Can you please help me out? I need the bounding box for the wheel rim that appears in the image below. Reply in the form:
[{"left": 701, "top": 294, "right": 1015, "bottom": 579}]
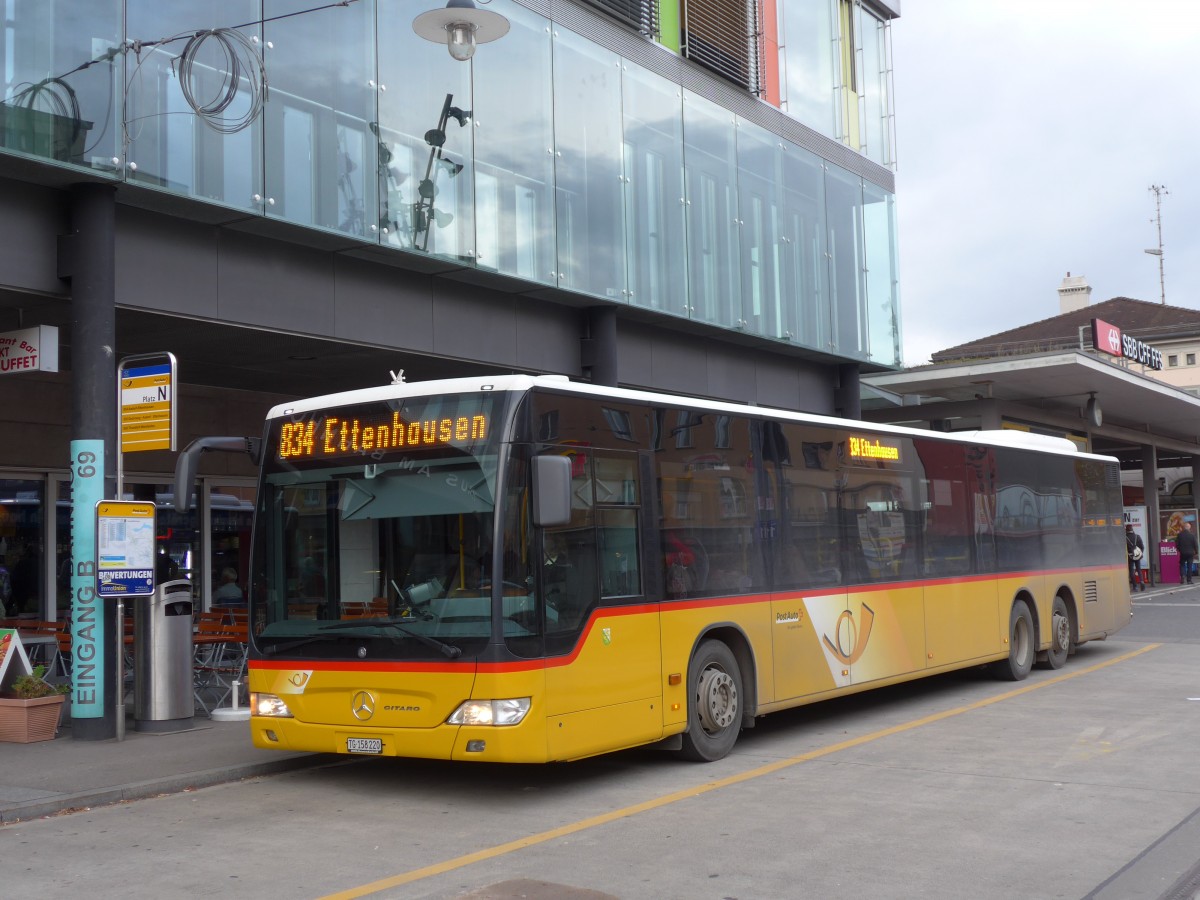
[
  {"left": 1052, "top": 609, "right": 1070, "bottom": 651},
  {"left": 696, "top": 665, "right": 738, "bottom": 734}
]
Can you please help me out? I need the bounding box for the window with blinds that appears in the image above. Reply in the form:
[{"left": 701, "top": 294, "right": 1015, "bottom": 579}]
[
  {"left": 681, "top": 0, "right": 762, "bottom": 95},
  {"left": 579, "top": 0, "right": 659, "bottom": 38}
]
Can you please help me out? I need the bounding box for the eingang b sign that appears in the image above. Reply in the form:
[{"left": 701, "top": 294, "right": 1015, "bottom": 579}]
[{"left": 1092, "top": 318, "right": 1163, "bottom": 371}]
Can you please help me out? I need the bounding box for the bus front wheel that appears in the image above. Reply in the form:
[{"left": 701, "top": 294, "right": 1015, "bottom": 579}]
[
  {"left": 679, "top": 640, "right": 742, "bottom": 762},
  {"left": 990, "top": 599, "right": 1034, "bottom": 681}
]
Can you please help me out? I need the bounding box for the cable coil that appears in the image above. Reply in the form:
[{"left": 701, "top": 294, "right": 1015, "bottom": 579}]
[{"left": 175, "top": 28, "right": 267, "bottom": 134}]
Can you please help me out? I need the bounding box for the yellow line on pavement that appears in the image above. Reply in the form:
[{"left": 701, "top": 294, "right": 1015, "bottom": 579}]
[{"left": 321, "top": 643, "right": 1161, "bottom": 900}]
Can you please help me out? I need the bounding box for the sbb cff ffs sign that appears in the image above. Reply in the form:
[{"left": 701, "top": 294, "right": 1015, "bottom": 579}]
[{"left": 1092, "top": 318, "right": 1163, "bottom": 371}]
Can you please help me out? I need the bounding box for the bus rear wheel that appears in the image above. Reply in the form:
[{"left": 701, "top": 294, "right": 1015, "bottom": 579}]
[
  {"left": 679, "top": 640, "right": 742, "bottom": 762},
  {"left": 990, "top": 599, "right": 1034, "bottom": 681},
  {"left": 1038, "top": 595, "right": 1072, "bottom": 670}
]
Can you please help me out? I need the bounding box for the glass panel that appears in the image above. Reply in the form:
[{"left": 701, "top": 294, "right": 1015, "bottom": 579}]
[
  {"left": 0, "top": 478, "right": 45, "bottom": 618},
  {"left": 252, "top": 393, "right": 503, "bottom": 659},
  {"left": 378, "top": 0, "right": 474, "bottom": 260},
  {"left": 912, "top": 440, "right": 974, "bottom": 578},
  {"left": 863, "top": 181, "right": 900, "bottom": 366},
  {"left": 264, "top": 0, "right": 376, "bottom": 237},
  {"left": 993, "top": 448, "right": 1041, "bottom": 573},
  {"left": 683, "top": 90, "right": 739, "bottom": 327},
  {"left": 210, "top": 485, "right": 254, "bottom": 609},
  {"left": 658, "top": 409, "right": 764, "bottom": 597},
  {"left": 779, "top": 141, "right": 829, "bottom": 350},
  {"left": 839, "top": 436, "right": 918, "bottom": 585},
  {"left": 824, "top": 164, "right": 867, "bottom": 358},
  {"left": 543, "top": 452, "right": 598, "bottom": 650},
  {"left": 500, "top": 446, "right": 538, "bottom": 658},
  {"left": 622, "top": 60, "right": 687, "bottom": 317},
  {"left": 124, "top": 1, "right": 263, "bottom": 208},
  {"left": 859, "top": 9, "right": 889, "bottom": 165},
  {"left": 124, "top": 481, "right": 200, "bottom": 587},
  {"left": 470, "top": 1, "right": 553, "bottom": 281},
  {"left": 281, "top": 105, "right": 314, "bottom": 222},
  {"left": 595, "top": 455, "right": 638, "bottom": 505},
  {"left": 552, "top": 28, "right": 625, "bottom": 300},
  {"left": 735, "top": 116, "right": 781, "bottom": 337},
  {"left": 0, "top": 1, "right": 120, "bottom": 170},
  {"left": 53, "top": 477, "right": 72, "bottom": 616},
  {"left": 774, "top": 426, "right": 841, "bottom": 588},
  {"left": 598, "top": 508, "right": 639, "bottom": 598},
  {"left": 777, "top": 0, "right": 836, "bottom": 137}
]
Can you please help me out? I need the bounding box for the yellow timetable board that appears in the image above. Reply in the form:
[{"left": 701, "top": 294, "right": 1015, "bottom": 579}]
[{"left": 120, "top": 360, "right": 173, "bottom": 452}]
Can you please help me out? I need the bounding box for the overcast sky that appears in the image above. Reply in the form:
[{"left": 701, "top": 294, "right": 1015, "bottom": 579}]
[{"left": 889, "top": 1, "right": 1200, "bottom": 366}]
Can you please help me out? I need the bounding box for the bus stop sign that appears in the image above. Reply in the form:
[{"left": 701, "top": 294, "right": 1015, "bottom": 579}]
[{"left": 96, "top": 501, "right": 157, "bottom": 598}]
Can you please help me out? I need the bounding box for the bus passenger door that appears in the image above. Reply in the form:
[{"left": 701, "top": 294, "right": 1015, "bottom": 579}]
[{"left": 543, "top": 451, "right": 663, "bottom": 760}]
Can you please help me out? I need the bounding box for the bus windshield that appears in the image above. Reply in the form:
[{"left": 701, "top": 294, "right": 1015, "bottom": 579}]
[{"left": 248, "top": 392, "right": 522, "bottom": 660}]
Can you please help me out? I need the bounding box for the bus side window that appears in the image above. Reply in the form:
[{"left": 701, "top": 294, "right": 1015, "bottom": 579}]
[
  {"left": 599, "top": 509, "right": 639, "bottom": 597},
  {"left": 594, "top": 454, "right": 641, "bottom": 600},
  {"left": 544, "top": 529, "right": 597, "bottom": 632}
]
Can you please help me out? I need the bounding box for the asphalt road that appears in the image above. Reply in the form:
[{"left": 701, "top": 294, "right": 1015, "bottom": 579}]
[{"left": 5, "top": 591, "right": 1199, "bottom": 900}]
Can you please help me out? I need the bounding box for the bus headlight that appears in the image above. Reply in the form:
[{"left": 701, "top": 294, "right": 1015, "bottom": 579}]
[
  {"left": 447, "top": 698, "right": 531, "bottom": 726},
  {"left": 251, "top": 692, "right": 294, "bottom": 718}
]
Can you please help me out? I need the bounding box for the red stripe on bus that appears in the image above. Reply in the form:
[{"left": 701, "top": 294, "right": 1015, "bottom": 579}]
[{"left": 250, "top": 564, "right": 1122, "bottom": 676}]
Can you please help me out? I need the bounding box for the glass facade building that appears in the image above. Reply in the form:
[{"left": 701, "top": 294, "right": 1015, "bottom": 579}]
[
  {"left": 0, "top": 0, "right": 901, "bottom": 635},
  {"left": 0, "top": 0, "right": 900, "bottom": 366}
]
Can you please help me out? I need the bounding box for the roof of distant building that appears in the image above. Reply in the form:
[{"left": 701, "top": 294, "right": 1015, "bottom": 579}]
[{"left": 931, "top": 297, "right": 1200, "bottom": 363}]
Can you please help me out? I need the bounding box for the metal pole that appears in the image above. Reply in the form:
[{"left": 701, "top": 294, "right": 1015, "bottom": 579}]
[
  {"left": 1148, "top": 184, "right": 1168, "bottom": 305},
  {"left": 66, "top": 183, "right": 118, "bottom": 742},
  {"left": 115, "top": 598, "right": 125, "bottom": 740}
]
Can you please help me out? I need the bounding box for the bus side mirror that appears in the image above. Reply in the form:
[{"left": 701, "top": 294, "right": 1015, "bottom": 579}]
[
  {"left": 173, "top": 436, "right": 263, "bottom": 513},
  {"left": 533, "top": 455, "right": 572, "bottom": 527}
]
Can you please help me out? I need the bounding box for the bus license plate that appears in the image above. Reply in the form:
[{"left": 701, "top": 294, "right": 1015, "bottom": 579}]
[{"left": 346, "top": 738, "right": 382, "bottom": 754}]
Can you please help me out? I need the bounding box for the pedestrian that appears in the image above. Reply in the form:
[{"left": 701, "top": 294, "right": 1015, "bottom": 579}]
[
  {"left": 1126, "top": 524, "right": 1145, "bottom": 592},
  {"left": 1175, "top": 522, "right": 1198, "bottom": 585},
  {"left": 212, "top": 567, "right": 244, "bottom": 606}
]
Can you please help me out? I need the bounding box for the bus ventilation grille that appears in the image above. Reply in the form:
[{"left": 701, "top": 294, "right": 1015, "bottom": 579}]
[{"left": 1084, "top": 581, "right": 1099, "bottom": 603}]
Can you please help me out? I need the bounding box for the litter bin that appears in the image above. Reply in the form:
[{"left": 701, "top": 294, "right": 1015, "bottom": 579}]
[{"left": 134, "top": 579, "right": 194, "bottom": 733}]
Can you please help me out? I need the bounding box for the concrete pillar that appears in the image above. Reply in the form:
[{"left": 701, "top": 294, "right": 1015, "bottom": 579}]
[
  {"left": 582, "top": 306, "right": 618, "bottom": 387},
  {"left": 835, "top": 363, "right": 861, "bottom": 420}
]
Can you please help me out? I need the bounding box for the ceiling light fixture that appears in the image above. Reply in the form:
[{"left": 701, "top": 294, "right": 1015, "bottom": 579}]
[{"left": 413, "top": 0, "right": 510, "bottom": 62}]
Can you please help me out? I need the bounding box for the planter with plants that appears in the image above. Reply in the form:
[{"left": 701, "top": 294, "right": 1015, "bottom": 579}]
[{"left": 0, "top": 664, "right": 70, "bottom": 742}]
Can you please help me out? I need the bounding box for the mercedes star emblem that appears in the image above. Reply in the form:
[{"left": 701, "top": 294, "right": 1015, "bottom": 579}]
[{"left": 351, "top": 690, "right": 375, "bottom": 721}]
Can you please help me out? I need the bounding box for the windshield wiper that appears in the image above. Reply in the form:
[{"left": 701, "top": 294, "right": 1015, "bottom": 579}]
[
  {"left": 317, "top": 617, "right": 462, "bottom": 659},
  {"left": 261, "top": 634, "right": 348, "bottom": 656}
]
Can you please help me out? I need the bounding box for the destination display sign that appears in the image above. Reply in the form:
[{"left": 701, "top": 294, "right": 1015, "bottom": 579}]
[
  {"left": 274, "top": 396, "right": 496, "bottom": 464},
  {"left": 846, "top": 434, "right": 903, "bottom": 464}
]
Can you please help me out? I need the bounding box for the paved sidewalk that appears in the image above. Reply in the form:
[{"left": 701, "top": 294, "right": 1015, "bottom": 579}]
[{"left": 0, "top": 709, "right": 333, "bottom": 825}]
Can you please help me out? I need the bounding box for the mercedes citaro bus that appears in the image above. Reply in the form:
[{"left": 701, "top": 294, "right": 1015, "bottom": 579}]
[{"left": 176, "top": 374, "right": 1130, "bottom": 763}]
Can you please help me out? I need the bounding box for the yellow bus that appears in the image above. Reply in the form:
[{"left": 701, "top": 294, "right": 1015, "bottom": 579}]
[{"left": 212, "top": 374, "right": 1129, "bottom": 762}]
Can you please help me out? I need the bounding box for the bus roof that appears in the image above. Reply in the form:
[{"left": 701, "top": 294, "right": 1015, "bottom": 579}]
[{"left": 266, "top": 374, "right": 1114, "bottom": 464}]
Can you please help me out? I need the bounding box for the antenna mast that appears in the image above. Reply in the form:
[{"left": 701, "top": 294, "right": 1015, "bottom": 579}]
[{"left": 1146, "top": 184, "right": 1168, "bottom": 304}]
